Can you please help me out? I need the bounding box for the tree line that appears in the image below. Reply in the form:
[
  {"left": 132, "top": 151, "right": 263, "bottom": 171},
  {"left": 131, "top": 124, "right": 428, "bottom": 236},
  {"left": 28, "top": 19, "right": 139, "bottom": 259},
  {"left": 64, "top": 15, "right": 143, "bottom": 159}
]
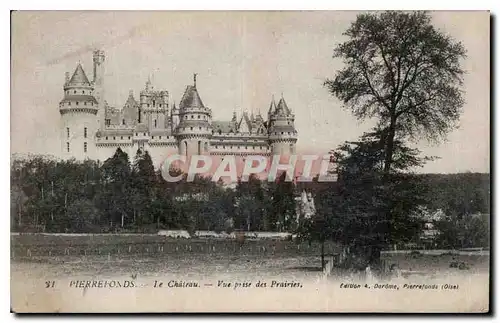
[{"left": 10, "top": 148, "right": 298, "bottom": 234}]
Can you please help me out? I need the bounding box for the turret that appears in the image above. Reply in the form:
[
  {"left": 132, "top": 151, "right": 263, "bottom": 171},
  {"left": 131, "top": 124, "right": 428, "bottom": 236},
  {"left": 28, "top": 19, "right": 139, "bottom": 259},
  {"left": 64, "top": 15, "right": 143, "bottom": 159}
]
[
  {"left": 268, "top": 94, "right": 297, "bottom": 155},
  {"left": 174, "top": 74, "right": 212, "bottom": 156},
  {"left": 59, "top": 62, "right": 99, "bottom": 160},
  {"left": 92, "top": 50, "right": 105, "bottom": 130}
]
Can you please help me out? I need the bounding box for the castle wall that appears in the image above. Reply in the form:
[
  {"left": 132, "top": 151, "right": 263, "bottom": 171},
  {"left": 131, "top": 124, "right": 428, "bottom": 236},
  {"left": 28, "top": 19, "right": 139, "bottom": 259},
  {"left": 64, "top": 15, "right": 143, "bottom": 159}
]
[
  {"left": 148, "top": 143, "right": 179, "bottom": 169},
  {"left": 95, "top": 143, "right": 137, "bottom": 164}
]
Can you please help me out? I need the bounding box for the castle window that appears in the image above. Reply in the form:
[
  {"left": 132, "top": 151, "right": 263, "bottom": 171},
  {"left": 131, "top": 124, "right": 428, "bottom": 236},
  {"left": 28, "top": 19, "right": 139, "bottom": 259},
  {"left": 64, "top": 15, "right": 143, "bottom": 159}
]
[
  {"left": 152, "top": 136, "right": 154, "bottom": 139},
  {"left": 143, "top": 133, "right": 146, "bottom": 136},
  {"left": 84, "top": 127, "right": 87, "bottom": 138},
  {"left": 281, "top": 132, "right": 284, "bottom": 135},
  {"left": 68, "top": 102, "right": 71, "bottom": 106},
  {"left": 76, "top": 101, "right": 79, "bottom": 106},
  {"left": 91, "top": 102, "right": 93, "bottom": 106},
  {"left": 159, "top": 136, "right": 161, "bottom": 139},
  {"left": 84, "top": 102, "right": 87, "bottom": 106},
  {"left": 128, "top": 136, "right": 131, "bottom": 139},
  {"left": 121, "top": 136, "right": 123, "bottom": 139},
  {"left": 199, "top": 127, "right": 201, "bottom": 130},
  {"left": 66, "top": 127, "right": 70, "bottom": 138},
  {"left": 83, "top": 90, "right": 85, "bottom": 94},
  {"left": 105, "top": 119, "right": 111, "bottom": 126},
  {"left": 66, "top": 142, "right": 70, "bottom": 152},
  {"left": 154, "top": 120, "right": 157, "bottom": 128},
  {"left": 148, "top": 104, "right": 150, "bottom": 107},
  {"left": 153, "top": 100, "right": 156, "bottom": 107},
  {"left": 74, "top": 90, "right": 76, "bottom": 94},
  {"left": 159, "top": 104, "right": 162, "bottom": 107},
  {"left": 136, "top": 133, "right": 138, "bottom": 136},
  {"left": 190, "top": 127, "right": 193, "bottom": 130},
  {"left": 122, "top": 119, "right": 125, "bottom": 125},
  {"left": 113, "top": 137, "right": 116, "bottom": 140},
  {"left": 106, "top": 136, "right": 108, "bottom": 140},
  {"left": 191, "top": 115, "right": 194, "bottom": 119},
  {"left": 198, "top": 115, "right": 200, "bottom": 119},
  {"left": 84, "top": 142, "right": 87, "bottom": 153}
]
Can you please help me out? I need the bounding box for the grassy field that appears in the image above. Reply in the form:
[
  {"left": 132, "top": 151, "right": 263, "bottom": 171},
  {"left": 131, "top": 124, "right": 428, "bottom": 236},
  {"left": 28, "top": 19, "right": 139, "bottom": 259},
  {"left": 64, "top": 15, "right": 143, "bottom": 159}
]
[
  {"left": 11, "top": 233, "right": 339, "bottom": 280},
  {"left": 11, "top": 234, "right": 489, "bottom": 280},
  {"left": 11, "top": 233, "right": 338, "bottom": 258},
  {"left": 380, "top": 252, "right": 490, "bottom": 276}
]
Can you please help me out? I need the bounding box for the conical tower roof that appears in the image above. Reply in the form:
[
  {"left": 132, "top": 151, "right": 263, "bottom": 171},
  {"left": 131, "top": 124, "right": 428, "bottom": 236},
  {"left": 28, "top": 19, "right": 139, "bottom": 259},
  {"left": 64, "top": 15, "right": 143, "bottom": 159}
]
[
  {"left": 268, "top": 96, "right": 277, "bottom": 115},
  {"left": 67, "top": 63, "right": 91, "bottom": 86},
  {"left": 179, "top": 85, "right": 205, "bottom": 110},
  {"left": 277, "top": 97, "right": 290, "bottom": 114}
]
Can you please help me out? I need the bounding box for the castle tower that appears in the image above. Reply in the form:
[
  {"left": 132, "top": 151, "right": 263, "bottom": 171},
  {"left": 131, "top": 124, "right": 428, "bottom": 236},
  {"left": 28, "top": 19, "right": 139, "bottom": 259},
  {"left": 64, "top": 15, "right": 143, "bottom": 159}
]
[
  {"left": 268, "top": 95, "right": 298, "bottom": 155},
  {"left": 59, "top": 63, "right": 99, "bottom": 160},
  {"left": 174, "top": 74, "right": 212, "bottom": 156},
  {"left": 139, "top": 78, "right": 169, "bottom": 131},
  {"left": 92, "top": 50, "right": 105, "bottom": 130},
  {"left": 170, "top": 102, "right": 179, "bottom": 132}
]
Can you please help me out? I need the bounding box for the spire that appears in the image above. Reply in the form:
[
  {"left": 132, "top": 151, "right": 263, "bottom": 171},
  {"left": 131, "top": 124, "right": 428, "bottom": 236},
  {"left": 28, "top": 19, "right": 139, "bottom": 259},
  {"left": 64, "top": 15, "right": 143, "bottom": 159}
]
[
  {"left": 268, "top": 94, "right": 276, "bottom": 115},
  {"left": 193, "top": 73, "right": 198, "bottom": 88},
  {"left": 277, "top": 94, "right": 290, "bottom": 114},
  {"left": 145, "top": 76, "right": 151, "bottom": 91},
  {"left": 179, "top": 82, "right": 205, "bottom": 110},
  {"left": 67, "top": 63, "right": 91, "bottom": 86}
]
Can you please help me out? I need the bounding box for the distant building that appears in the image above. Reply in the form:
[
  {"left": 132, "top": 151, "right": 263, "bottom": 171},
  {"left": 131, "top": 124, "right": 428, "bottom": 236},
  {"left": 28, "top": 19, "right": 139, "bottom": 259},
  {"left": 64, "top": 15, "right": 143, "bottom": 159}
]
[
  {"left": 295, "top": 190, "right": 316, "bottom": 229},
  {"left": 59, "top": 50, "right": 298, "bottom": 167},
  {"left": 420, "top": 208, "right": 446, "bottom": 246}
]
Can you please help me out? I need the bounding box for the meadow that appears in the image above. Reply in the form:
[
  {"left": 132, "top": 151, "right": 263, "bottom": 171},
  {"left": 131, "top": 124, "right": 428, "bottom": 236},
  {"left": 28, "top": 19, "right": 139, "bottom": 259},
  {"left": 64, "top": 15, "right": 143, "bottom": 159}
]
[
  {"left": 11, "top": 234, "right": 489, "bottom": 280},
  {"left": 11, "top": 233, "right": 339, "bottom": 280}
]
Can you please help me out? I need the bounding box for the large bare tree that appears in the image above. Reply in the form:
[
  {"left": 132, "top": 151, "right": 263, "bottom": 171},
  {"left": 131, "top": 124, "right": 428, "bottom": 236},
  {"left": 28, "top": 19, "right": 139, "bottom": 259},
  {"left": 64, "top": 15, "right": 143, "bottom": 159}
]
[{"left": 325, "top": 11, "right": 466, "bottom": 174}]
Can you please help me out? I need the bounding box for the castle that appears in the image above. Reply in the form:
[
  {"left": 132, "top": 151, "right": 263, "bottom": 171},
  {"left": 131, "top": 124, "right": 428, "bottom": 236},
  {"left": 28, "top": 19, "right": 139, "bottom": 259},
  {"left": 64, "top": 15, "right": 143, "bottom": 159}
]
[{"left": 59, "top": 50, "right": 298, "bottom": 168}]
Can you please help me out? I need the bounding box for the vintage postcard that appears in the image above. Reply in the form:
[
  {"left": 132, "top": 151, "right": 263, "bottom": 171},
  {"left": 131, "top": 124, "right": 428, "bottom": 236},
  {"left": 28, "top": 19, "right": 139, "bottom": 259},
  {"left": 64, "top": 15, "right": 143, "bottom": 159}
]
[{"left": 10, "top": 10, "right": 490, "bottom": 313}]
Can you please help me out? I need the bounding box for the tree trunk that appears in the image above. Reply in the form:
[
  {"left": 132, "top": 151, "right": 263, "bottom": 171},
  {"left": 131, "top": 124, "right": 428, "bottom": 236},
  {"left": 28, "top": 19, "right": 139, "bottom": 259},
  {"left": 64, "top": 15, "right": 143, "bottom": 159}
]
[
  {"left": 121, "top": 214, "right": 124, "bottom": 228},
  {"left": 383, "top": 116, "right": 397, "bottom": 175},
  {"left": 321, "top": 241, "right": 325, "bottom": 270},
  {"left": 18, "top": 203, "right": 21, "bottom": 227}
]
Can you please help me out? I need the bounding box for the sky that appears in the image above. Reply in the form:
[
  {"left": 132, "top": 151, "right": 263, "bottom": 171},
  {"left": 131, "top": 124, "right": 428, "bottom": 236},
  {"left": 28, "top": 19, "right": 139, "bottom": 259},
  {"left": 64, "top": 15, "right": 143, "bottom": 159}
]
[{"left": 10, "top": 11, "right": 490, "bottom": 173}]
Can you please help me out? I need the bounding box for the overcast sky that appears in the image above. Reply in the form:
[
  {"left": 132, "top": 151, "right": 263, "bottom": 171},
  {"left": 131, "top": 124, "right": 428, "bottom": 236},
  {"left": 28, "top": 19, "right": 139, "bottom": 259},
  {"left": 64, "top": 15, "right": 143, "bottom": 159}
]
[{"left": 11, "top": 11, "right": 489, "bottom": 173}]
